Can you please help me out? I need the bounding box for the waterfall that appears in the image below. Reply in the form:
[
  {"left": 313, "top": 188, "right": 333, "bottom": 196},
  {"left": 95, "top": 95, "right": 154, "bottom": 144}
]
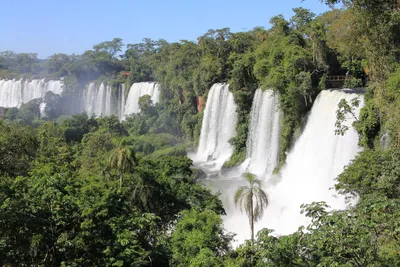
[
  {"left": 39, "top": 102, "right": 47, "bottom": 118},
  {"left": 0, "top": 79, "right": 63, "bottom": 108},
  {"left": 123, "top": 82, "right": 160, "bottom": 116},
  {"left": 194, "top": 83, "right": 237, "bottom": 172},
  {"left": 212, "top": 89, "right": 363, "bottom": 245},
  {"left": 44, "top": 80, "right": 63, "bottom": 96},
  {"left": 117, "top": 84, "right": 126, "bottom": 121},
  {"left": 245, "top": 89, "right": 280, "bottom": 177},
  {"left": 83, "top": 82, "right": 115, "bottom": 117},
  {"left": 257, "top": 89, "right": 364, "bottom": 235}
]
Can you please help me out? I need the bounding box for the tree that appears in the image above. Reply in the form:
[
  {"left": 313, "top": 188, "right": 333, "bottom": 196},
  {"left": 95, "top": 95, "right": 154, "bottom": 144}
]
[
  {"left": 0, "top": 121, "right": 39, "bottom": 177},
  {"left": 107, "top": 145, "right": 137, "bottom": 188},
  {"left": 334, "top": 97, "right": 360, "bottom": 135},
  {"left": 290, "top": 7, "right": 315, "bottom": 32},
  {"left": 46, "top": 53, "right": 71, "bottom": 75},
  {"left": 170, "top": 209, "right": 232, "bottom": 267},
  {"left": 138, "top": 94, "right": 156, "bottom": 116},
  {"left": 95, "top": 38, "right": 123, "bottom": 55},
  {"left": 234, "top": 172, "right": 269, "bottom": 245}
]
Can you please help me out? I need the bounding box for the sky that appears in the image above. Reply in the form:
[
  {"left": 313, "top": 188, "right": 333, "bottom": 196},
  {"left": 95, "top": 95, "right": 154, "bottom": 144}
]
[{"left": 0, "top": 0, "right": 333, "bottom": 58}]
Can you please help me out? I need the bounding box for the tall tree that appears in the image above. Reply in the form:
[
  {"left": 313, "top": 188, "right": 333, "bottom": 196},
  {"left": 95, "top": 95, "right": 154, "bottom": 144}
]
[
  {"left": 107, "top": 145, "right": 137, "bottom": 188},
  {"left": 234, "top": 172, "right": 269, "bottom": 245}
]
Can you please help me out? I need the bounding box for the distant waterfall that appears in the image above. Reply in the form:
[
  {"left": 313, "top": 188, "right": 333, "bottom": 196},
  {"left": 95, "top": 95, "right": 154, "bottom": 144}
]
[
  {"left": 245, "top": 89, "right": 280, "bottom": 177},
  {"left": 123, "top": 82, "right": 160, "bottom": 116},
  {"left": 0, "top": 79, "right": 63, "bottom": 108},
  {"left": 39, "top": 102, "right": 47, "bottom": 118},
  {"left": 83, "top": 82, "right": 128, "bottom": 118},
  {"left": 194, "top": 83, "right": 237, "bottom": 172},
  {"left": 117, "top": 84, "right": 126, "bottom": 120},
  {"left": 83, "top": 82, "right": 111, "bottom": 117}
]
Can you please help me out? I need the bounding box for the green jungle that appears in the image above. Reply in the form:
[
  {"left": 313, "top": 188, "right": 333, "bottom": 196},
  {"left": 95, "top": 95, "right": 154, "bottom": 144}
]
[{"left": 0, "top": 0, "right": 399, "bottom": 266}]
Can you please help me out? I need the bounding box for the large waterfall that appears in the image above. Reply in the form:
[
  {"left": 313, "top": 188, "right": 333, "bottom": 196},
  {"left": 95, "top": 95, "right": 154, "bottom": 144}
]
[
  {"left": 123, "top": 82, "right": 160, "bottom": 116},
  {"left": 211, "top": 89, "right": 363, "bottom": 245},
  {"left": 245, "top": 89, "right": 280, "bottom": 177},
  {"left": 0, "top": 79, "right": 63, "bottom": 108},
  {"left": 193, "top": 83, "right": 237, "bottom": 173},
  {"left": 261, "top": 89, "right": 363, "bottom": 235}
]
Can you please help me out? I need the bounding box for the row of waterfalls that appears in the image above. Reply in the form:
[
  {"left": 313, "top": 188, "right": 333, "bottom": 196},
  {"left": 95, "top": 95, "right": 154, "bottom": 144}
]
[
  {"left": 0, "top": 79, "right": 160, "bottom": 119},
  {"left": 191, "top": 83, "right": 363, "bottom": 244},
  {"left": 0, "top": 78, "right": 364, "bottom": 245}
]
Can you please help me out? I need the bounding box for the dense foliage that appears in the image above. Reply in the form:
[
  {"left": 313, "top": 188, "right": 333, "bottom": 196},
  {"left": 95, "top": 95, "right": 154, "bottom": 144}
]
[
  {"left": 0, "top": 0, "right": 400, "bottom": 265},
  {"left": 0, "top": 114, "right": 229, "bottom": 266}
]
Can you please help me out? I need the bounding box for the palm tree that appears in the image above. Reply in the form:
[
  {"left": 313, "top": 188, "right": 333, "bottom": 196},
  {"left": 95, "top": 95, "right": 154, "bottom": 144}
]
[
  {"left": 234, "top": 172, "right": 269, "bottom": 245},
  {"left": 107, "top": 146, "right": 137, "bottom": 188}
]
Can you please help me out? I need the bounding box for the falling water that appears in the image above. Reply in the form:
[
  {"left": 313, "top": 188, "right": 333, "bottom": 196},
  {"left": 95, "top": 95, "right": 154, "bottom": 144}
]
[
  {"left": 83, "top": 82, "right": 117, "bottom": 117},
  {"left": 117, "top": 84, "right": 126, "bottom": 120},
  {"left": 212, "top": 89, "right": 363, "bottom": 245},
  {"left": 193, "top": 83, "right": 237, "bottom": 173},
  {"left": 245, "top": 89, "right": 280, "bottom": 177},
  {"left": 260, "top": 89, "right": 363, "bottom": 235},
  {"left": 123, "top": 82, "right": 160, "bottom": 116},
  {"left": 39, "top": 102, "right": 47, "bottom": 118},
  {"left": 0, "top": 79, "right": 63, "bottom": 108}
]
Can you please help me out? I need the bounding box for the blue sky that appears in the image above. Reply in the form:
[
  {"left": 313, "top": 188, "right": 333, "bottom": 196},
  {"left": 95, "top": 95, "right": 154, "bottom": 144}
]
[{"left": 0, "top": 0, "right": 333, "bottom": 58}]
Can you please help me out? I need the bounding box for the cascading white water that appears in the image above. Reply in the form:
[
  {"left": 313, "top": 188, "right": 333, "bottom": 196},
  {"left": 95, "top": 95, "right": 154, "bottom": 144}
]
[
  {"left": 83, "top": 82, "right": 115, "bottom": 117},
  {"left": 260, "top": 89, "right": 363, "bottom": 235},
  {"left": 39, "top": 102, "right": 47, "bottom": 118},
  {"left": 245, "top": 89, "right": 280, "bottom": 177},
  {"left": 117, "top": 84, "right": 126, "bottom": 121},
  {"left": 123, "top": 82, "right": 160, "bottom": 116},
  {"left": 0, "top": 80, "right": 22, "bottom": 107},
  {"left": 214, "top": 89, "right": 363, "bottom": 245},
  {"left": 43, "top": 80, "right": 63, "bottom": 96},
  {"left": 0, "top": 79, "right": 63, "bottom": 108},
  {"left": 193, "top": 83, "right": 237, "bottom": 172}
]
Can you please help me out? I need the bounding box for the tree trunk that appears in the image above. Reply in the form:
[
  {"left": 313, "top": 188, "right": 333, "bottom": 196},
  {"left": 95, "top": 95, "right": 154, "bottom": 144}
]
[
  {"left": 250, "top": 193, "right": 254, "bottom": 246},
  {"left": 250, "top": 192, "right": 255, "bottom": 266}
]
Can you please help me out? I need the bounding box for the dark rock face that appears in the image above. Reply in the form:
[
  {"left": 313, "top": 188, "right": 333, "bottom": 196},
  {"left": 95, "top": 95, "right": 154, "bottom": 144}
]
[{"left": 0, "top": 107, "right": 8, "bottom": 118}]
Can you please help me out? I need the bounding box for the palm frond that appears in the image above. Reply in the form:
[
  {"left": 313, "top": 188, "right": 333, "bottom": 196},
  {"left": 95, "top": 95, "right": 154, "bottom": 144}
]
[
  {"left": 244, "top": 191, "right": 253, "bottom": 217},
  {"left": 243, "top": 172, "right": 256, "bottom": 184},
  {"left": 234, "top": 186, "right": 248, "bottom": 206}
]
